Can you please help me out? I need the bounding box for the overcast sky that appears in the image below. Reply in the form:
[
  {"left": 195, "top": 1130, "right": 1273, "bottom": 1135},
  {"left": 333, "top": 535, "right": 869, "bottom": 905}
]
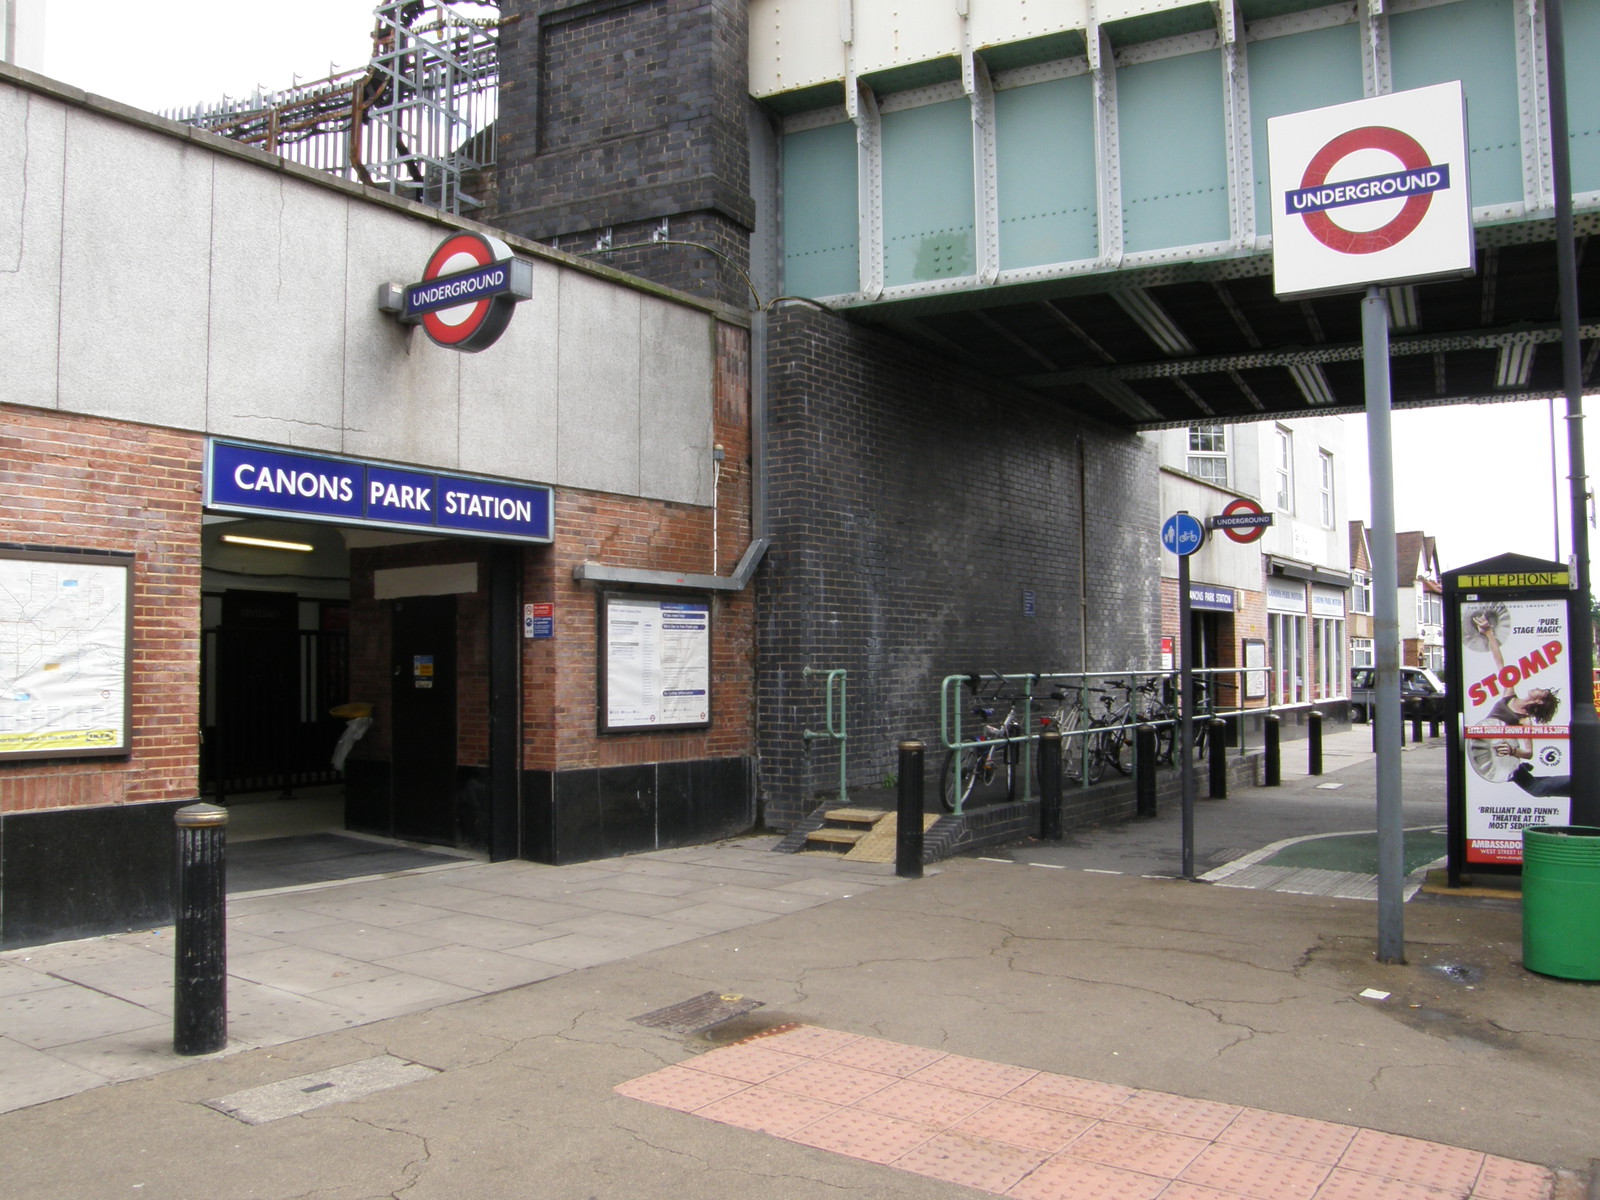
[{"left": 32, "top": 2, "right": 1599, "bottom": 576}]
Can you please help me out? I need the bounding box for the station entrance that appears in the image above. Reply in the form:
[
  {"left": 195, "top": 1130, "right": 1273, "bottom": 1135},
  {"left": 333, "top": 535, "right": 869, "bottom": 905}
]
[{"left": 199, "top": 514, "right": 519, "bottom": 858}]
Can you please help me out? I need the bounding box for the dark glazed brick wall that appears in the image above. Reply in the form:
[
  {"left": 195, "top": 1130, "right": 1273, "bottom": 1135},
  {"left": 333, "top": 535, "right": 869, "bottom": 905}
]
[
  {"left": 495, "top": 0, "right": 753, "bottom": 308},
  {"left": 756, "top": 306, "right": 1162, "bottom": 829}
]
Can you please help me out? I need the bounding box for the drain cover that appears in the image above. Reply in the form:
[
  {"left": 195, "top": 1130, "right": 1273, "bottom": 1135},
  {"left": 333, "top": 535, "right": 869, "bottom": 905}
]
[
  {"left": 631, "top": 991, "right": 765, "bottom": 1034},
  {"left": 203, "top": 1055, "right": 437, "bottom": 1124}
]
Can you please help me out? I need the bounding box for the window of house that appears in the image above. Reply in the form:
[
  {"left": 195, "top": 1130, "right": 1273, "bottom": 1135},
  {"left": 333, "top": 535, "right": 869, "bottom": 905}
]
[
  {"left": 1351, "top": 572, "right": 1372, "bottom": 614},
  {"left": 1319, "top": 450, "right": 1335, "bottom": 527},
  {"left": 1350, "top": 637, "right": 1374, "bottom": 667},
  {"left": 1273, "top": 426, "right": 1293, "bottom": 512},
  {"left": 1186, "top": 425, "right": 1228, "bottom": 487}
]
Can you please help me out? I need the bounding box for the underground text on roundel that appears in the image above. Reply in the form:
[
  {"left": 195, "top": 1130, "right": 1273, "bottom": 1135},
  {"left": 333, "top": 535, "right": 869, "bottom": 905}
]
[{"left": 1284, "top": 164, "right": 1450, "bottom": 215}]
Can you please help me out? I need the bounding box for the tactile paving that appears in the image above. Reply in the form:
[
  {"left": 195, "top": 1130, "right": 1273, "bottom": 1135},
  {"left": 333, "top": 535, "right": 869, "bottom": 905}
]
[
  {"left": 1216, "top": 1107, "right": 1357, "bottom": 1165},
  {"left": 1339, "top": 1127, "right": 1486, "bottom": 1193},
  {"left": 612, "top": 1024, "right": 1559, "bottom": 1200}
]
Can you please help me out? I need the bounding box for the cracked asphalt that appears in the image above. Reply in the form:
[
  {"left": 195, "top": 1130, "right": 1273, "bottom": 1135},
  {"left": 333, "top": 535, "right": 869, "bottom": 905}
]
[{"left": 1, "top": 731, "right": 1595, "bottom": 1198}]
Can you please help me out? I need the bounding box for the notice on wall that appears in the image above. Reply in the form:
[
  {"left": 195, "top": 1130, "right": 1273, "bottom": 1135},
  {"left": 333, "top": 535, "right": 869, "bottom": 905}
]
[
  {"left": 601, "top": 595, "right": 711, "bottom": 731},
  {"left": 1460, "top": 597, "right": 1571, "bottom": 864},
  {"left": 0, "top": 549, "right": 132, "bottom": 760}
]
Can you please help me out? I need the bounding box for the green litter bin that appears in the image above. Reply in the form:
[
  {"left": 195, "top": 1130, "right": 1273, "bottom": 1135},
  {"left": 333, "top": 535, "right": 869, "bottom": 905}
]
[{"left": 1521, "top": 826, "right": 1600, "bottom": 981}]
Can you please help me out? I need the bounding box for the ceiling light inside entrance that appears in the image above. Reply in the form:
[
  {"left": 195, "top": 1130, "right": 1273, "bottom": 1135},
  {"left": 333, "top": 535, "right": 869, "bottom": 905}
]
[{"left": 220, "top": 534, "right": 315, "bottom": 553}]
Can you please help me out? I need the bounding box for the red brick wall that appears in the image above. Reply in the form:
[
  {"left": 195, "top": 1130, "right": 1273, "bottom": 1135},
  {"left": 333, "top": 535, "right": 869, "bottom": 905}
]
[
  {"left": 521, "top": 320, "right": 756, "bottom": 772},
  {"left": 0, "top": 405, "right": 202, "bottom": 813}
]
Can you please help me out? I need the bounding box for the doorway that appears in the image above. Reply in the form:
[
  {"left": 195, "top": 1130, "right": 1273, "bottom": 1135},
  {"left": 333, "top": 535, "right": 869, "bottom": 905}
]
[{"left": 389, "top": 594, "right": 459, "bottom": 845}]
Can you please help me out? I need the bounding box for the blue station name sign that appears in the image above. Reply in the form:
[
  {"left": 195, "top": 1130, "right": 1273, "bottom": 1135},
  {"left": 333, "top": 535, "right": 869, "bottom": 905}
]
[{"left": 205, "top": 440, "right": 553, "bottom": 545}]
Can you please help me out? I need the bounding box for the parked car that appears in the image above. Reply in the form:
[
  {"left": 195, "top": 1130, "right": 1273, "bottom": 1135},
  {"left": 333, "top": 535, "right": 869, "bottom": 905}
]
[{"left": 1349, "top": 666, "right": 1449, "bottom": 723}]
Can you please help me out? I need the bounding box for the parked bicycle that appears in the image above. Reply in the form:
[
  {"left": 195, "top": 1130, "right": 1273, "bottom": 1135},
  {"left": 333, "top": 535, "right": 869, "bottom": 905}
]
[{"left": 940, "top": 673, "right": 1023, "bottom": 812}]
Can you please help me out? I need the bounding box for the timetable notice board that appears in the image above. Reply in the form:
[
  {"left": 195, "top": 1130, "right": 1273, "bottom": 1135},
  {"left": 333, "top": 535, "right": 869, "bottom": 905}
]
[{"left": 600, "top": 594, "right": 711, "bottom": 732}]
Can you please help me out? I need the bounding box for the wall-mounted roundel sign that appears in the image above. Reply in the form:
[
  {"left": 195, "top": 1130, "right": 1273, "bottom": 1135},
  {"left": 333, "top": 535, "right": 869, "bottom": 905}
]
[
  {"left": 394, "top": 232, "right": 533, "bottom": 353},
  {"left": 1214, "top": 497, "right": 1273, "bottom": 544},
  {"left": 1267, "top": 82, "right": 1473, "bottom": 300}
]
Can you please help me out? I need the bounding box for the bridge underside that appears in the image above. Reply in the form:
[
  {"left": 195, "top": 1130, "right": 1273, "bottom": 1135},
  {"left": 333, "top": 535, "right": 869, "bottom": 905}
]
[{"left": 835, "top": 224, "right": 1598, "bottom": 431}]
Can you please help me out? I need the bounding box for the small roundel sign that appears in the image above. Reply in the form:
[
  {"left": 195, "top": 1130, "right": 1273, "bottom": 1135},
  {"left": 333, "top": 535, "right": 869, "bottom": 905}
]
[
  {"left": 1216, "top": 497, "right": 1273, "bottom": 544},
  {"left": 400, "top": 232, "right": 531, "bottom": 353}
]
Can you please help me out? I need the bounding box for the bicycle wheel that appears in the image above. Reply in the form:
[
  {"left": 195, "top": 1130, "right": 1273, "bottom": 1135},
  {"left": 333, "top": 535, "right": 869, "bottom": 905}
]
[
  {"left": 940, "top": 746, "right": 992, "bottom": 813},
  {"left": 1152, "top": 720, "right": 1176, "bottom": 766},
  {"left": 1053, "top": 708, "right": 1086, "bottom": 782},
  {"left": 1104, "top": 725, "right": 1131, "bottom": 776},
  {"left": 1085, "top": 723, "right": 1110, "bottom": 783}
]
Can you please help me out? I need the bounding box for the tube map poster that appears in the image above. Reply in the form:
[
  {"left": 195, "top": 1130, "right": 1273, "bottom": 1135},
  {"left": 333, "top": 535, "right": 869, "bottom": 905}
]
[{"left": 0, "top": 551, "right": 131, "bottom": 759}]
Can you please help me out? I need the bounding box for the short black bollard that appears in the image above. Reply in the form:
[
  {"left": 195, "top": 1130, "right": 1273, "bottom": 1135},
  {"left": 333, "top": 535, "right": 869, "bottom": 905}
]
[
  {"left": 1308, "top": 710, "right": 1324, "bottom": 776},
  {"left": 1134, "top": 724, "right": 1157, "bottom": 818},
  {"left": 1263, "top": 713, "right": 1281, "bottom": 787},
  {"left": 1430, "top": 719, "right": 1441, "bottom": 740},
  {"left": 1411, "top": 716, "right": 1423, "bottom": 744},
  {"left": 174, "top": 802, "right": 228, "bottom": 1056},
  {"left": 1207, "top": 717, "right": 1228, "bottom": 798},
  {"left": 1038, "top": 731, "right": 1063, "bottom": 840},
  {"left": 896, "top": 741, "right": 925, "bottom": 879}
]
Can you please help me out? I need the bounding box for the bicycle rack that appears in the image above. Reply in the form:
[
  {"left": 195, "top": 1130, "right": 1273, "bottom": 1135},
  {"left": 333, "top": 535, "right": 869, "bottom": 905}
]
[{"left": 802, "top": 667, "right": 849, "bottom": 808}]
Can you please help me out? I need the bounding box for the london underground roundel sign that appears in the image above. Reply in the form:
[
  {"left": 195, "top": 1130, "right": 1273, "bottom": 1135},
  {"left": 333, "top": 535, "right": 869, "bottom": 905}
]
[
  {"left": 1267, "top": 82, "right": 1473, "bottom": 300},
  {"left": 398, "top": 232, "right": 533, "bottom": 352}
]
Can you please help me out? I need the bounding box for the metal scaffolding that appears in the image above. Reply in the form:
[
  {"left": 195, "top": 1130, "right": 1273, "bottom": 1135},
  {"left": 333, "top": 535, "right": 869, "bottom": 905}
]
[{"left": 168, "top": 1, "right": 499, "bottom": 216}]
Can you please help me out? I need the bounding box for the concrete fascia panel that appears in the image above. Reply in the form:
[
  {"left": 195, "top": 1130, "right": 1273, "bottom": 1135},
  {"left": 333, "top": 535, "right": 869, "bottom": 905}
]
[
  {"left": 557, "top": 271, "right": 642, "bottom": 498},
  {"left": 0, "top": 86, "right": 64, "bottom": 411}
]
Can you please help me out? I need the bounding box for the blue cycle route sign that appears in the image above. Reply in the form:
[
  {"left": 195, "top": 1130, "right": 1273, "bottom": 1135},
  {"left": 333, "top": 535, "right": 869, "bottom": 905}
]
[{"left": 1161, "top": 513, "right": 1205, "bottom": 557}]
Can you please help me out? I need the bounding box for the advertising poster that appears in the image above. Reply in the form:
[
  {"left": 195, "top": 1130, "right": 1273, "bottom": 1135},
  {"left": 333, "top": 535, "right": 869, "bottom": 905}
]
[
  {"left": 602, "top": 596, "right": 711, "bottom": 731},
  {"left": 0, "top": 549, "right": 132, "bottom": 759},
  {"left": 1460, "top": 598, "right": 1571, "bottom": 863}
]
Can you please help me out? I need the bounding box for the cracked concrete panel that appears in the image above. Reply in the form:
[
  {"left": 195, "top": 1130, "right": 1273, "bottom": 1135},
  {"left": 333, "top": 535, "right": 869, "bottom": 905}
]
[
  {"left": 340, "top": 209, "right": 461, "bottom": 467},
  {"left": 57, "top": 110, "right": 209, "bottom": 430},
  {"left": 204, "top": 159, "right": 349, "bottom": 451},
  {"left": 0, "top": 87, "right": 65, "bottom": 411},
  {"left": 638, "top": 299, "right": 715, "bottom": 506},
  {"left": 557, "top": 270, "right": 641, "bottom": 496},
  {"left": 457, "top": 255, "right": 560, "bottom": 484}
]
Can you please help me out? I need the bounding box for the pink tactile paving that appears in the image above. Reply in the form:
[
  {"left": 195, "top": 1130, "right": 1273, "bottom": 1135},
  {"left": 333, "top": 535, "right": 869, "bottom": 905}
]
[
  {"left": 1008, "top": 1072, "right": 1139, "bottom": 1118},
  {"left": 854, "top": 1077, "right": 995, "bottom": 1127},
  {"left": 1473, "top": 1155, "right": 1559, "bottom": 1200},
  {"left": 761, "top": 1056, "right": 897, "bottom": 1104},
  {"left": 953, "top": 1098, "right": 1097, "bottom": 1153},
  {"left": 1111, "top": 1090, "right": 1243, "bottom": 1139},
  {"left": 1311, "top": 1166, "right": 1464, "bottom": 1200},
  {"left": 1180, "top": 1141, "right": 1332, "bottom": 1200},
  {"left": 821, "top": 1035, "right": 947, "bottom": 1077},
  {"left": 612, "top": 1026, "right": 1558, "bottom": 1200},
  {"left": 612, "top": 1063, "right": 750, "bottom": 1111},
  {"left": 786, "top": 1106, "right": 939, "bottom": 1164},
  {"left": 1339, "top": 1128, "right": 1486, "bottom": 1194},
  {"left": 693, "top": 1084, "right": 841, "bottom": 1136},
  {"left": 1005, "top": 1155, "right": 1170, "bottom": 1200},
  {"left": 1059, "top": 1120, "right": 1211, "bottom": 1177},
  {"left": 896, "top": 1130, "right": 1048, "bottom": 1193},
  {"left": 909, "top": 1052, "right": 1040, "bottom": 1097},
  {"left": 750, "top": 1024, "right": 864, "bottom": 1057},
  {"left": 675, "top": 1041, "right": 807, "bottom": 1084},
  {"left": 1217, "top": 1108, "right": 1358, "bottom": 1165}
]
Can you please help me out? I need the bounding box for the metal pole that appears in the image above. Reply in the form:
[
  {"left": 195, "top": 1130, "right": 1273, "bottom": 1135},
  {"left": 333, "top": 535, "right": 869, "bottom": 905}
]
[
  {"left": 174, "top": 803, "right": 228, "bottom": 1055},
  {"left": 1365, "top": 286, "right": 1406, "bottom": 963},
  {"left": 1545, "top": 0, "right": 1600, "bottom": 828},
  {"left": 1039, "top": 731, "right": 1063, "bottom": 840},
  {"left": 896, "top": 742, "right": 924, "bottom": 879},
  {"left": 1178, "top": 530, "right": 1196, "bottom": 881}
]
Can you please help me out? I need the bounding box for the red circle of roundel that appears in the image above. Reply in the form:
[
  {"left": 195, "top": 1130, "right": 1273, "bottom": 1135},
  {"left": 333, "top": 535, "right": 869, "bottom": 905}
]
[
  {"left": 1221, "top": 497, "right": 1268, "bottom": 544},
  {"left": 1298, "top": 125, "right": 1434, "bottom": 256},
  {"left": 420, "top": 233, "right": 497, "bottom": 347}
]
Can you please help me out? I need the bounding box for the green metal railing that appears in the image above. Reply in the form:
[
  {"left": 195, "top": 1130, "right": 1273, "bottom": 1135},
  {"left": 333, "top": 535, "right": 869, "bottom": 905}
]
[{"left": 802, "top": 667, "right": 850, "bottom": 807}]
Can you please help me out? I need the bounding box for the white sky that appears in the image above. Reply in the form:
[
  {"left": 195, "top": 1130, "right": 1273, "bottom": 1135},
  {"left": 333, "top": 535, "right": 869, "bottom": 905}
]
[{"left": 29, "top": 2, "right": 1600, "bottom": 577}]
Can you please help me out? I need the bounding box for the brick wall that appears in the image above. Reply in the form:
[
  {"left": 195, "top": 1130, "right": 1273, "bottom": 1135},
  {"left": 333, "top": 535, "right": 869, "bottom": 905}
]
[
  {"left": 0, "top": 405, "right": 202, "bottom": 813},
  {"left": 521, "top": 319, "right": 755, "bottom": 772},
  {"left": 756, "top": 306, "right": 1162, "bottom": 827},
  {"left": 494, "top": 0, "right": 755, "bottom": 308}
]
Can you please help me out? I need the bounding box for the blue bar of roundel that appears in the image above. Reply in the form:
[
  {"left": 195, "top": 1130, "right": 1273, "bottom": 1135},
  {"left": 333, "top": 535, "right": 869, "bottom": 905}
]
[
  {"left": 208, "top": 442, "right": 365, "bottom": 521},
  {"left": 366, "top": 466, "right": 441, "bottom": 529}
]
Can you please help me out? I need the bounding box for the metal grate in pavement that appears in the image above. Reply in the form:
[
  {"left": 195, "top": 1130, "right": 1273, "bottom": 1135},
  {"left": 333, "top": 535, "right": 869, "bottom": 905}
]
[{"left": 629, "top": 991, "right": 765, "bottom": 1034}]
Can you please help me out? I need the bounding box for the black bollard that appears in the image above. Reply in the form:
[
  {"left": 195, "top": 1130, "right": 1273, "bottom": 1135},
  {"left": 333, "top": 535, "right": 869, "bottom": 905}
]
[
  {"left": 1308, "top": 710, "right": 1324, "bottom": 776},
  {"left": 896, "top": 741, "right": 925, "bottom": 879},
  {"left": 1039, "top": 731, "right": 1063, "bottom": 840},
  {"left": 1134, "top": 724, "right": 1157, "bottom": 818},
  {"left": 174, "top": 802, "right": 228, "bottom": 1056},
  {"left": 1411, "top": 715, "right": 1423, "bottom": 744},
  {"left": 1207, "top": 717, "right": 1228, "bottom": 798},
  {"left": 1263, "top": 713, "right": 1281, "bottom": 787},
  {"left": 1430, "top": 719, "right": 1441, "bottom": 740}
]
